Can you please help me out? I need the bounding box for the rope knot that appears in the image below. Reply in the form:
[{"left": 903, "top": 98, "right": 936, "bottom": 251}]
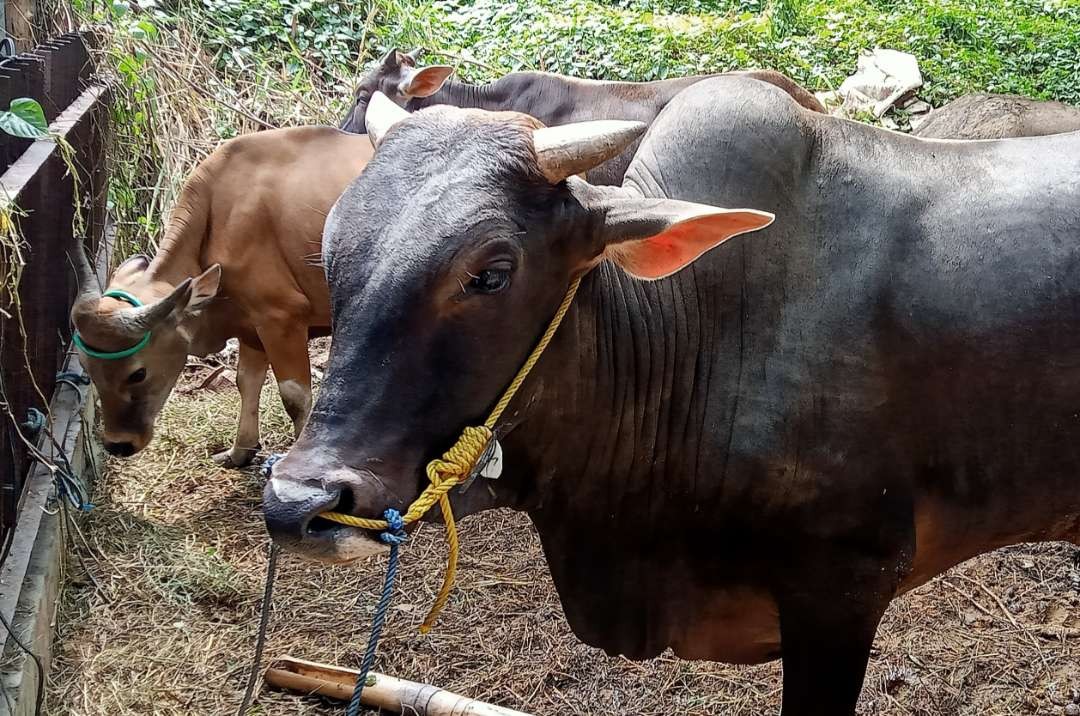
[
  {"left": 261, "top": 452, "right": 286, "bottom": 478},
  {"left": 20, "top": 407, "right": 45, "bottom": 434},
  {"left": 379, "top": 508, "right": 407, "bottom": 546},
  {"left": 424, "top": 426, "right": 493, "bottom": 487}
]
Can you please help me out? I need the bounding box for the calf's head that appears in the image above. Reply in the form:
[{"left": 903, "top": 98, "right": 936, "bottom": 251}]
[
  {"left": 339, "top": 48, "right": 453, "bottom": 134},
  {"left": 265, "top": 94, "right": 773, "bottom": 563},
  {"left": 69, "top": 247, "right": 220, "bottom": 457}
]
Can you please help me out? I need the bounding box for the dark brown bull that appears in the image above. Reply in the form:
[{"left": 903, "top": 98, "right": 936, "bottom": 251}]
[
  {"left": 265, "top": 77, "right": 1080, "bottom": 714},
  {"left": 914, "top": 92, "right": 1080, "bottom": 139},
  {"left": 339, "top": 48, "right": 824, "bottom": 185}
]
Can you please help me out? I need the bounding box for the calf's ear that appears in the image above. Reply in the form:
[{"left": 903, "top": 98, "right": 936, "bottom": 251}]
[
  {"left": 578, "top": 184, "right": 774, "bottom": 280},
  {"left": 399, "top": 65, "right": 453, "bottom": 98},
  {"left": 111, "top": 253, "right": 150, "bottom": 283},
  {"left": 185, "top": 264, "right": 221, "bottom": 314}
]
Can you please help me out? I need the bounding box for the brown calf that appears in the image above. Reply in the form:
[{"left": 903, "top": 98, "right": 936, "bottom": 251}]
[{"left": 70, "top": 126, "right": 372, "bottom": 466}]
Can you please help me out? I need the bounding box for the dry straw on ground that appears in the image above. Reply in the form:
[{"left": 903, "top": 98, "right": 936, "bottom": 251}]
[{"left": 46, "top": 349, "right": 1080, "bottom": 716}]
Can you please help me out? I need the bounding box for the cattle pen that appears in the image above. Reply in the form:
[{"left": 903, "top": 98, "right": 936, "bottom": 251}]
[
  {"left": 40, "top": 351, "right": 1080, "bottom": 715},
  {"left": 0, "top": 1, "right": 1077, "bottom": 715},
  {"left": 0, "top": 23, "right": 108, "bottom": 715}
]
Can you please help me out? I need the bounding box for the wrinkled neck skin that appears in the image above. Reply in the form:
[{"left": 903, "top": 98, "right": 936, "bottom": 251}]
[
  {"left": 447, "top": 251, "right": 762, "bottom": 661},
  {"left": 481, "top": 260, "right": 715, "bottom": 513},
  {"left": 406, "top": 77, "right": 515, "bottom": 114}
]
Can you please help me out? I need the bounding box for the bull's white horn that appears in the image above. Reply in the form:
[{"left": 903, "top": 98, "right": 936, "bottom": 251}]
[
  {"left": 366, "top": 91, "right": 411, "bottom": 148},
  {"left": 532, "top": 120, "right": 647, "bottom": 184}
]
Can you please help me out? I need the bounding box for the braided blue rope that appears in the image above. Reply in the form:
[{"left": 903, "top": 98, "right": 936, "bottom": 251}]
[
  {"left": 261, "top": 452, "right": 286, "bottom": 477},
  {"left": 20, "top": 407, "right": 45, "bottom": 435},
  {"left": 55, "top": 371, "right": 90, "bottom": 386},
  {"left": 346, "top": 508, "right": 407, "bottom": 716}
]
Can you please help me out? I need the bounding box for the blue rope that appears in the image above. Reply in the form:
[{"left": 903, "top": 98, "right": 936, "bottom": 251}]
[
  {"left": 55, "top": 371, "right": 91, "bottom": 393},
  {"left": 20, "top": 408, "right": 45, "bottom": 435},
  {"left": 55, "top": 371, "right": 90, "bottom": 385},
  {"left": 346, "top": 508, "right": 407, "bottom": 716},
  {"left": 261, "top": 452, "right": 286, "bottom": 477},
  {"left": 18, "top": 408, "right": 93, "bottom": 511},
  {"left": 258, "top": 452, "right": 404, "bottom": 715},
  {"left": 52, "top": 446, "right": 93, "bottom": 512}
]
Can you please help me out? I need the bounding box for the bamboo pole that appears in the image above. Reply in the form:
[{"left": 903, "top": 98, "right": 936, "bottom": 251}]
[{"left": 264, "top": 656, "right": 534, "bottom": 716}]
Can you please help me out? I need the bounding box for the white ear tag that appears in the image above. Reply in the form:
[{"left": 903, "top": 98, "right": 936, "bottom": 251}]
[
  {"left": 480, "top": 439, "right": 503, "bottom": 479},
  {"left": 459, "top": 438, "right": 503, "bottom": 493}
]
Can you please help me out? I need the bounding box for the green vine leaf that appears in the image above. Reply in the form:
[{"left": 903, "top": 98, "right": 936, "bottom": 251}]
[{"left": 0, "top": 98, "right": 48, "bottom": 139}]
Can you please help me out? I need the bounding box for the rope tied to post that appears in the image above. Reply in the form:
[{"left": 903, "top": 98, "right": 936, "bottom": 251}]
[
  {"left": 344, "top": 508, "right": 408, "bottom": 716},
  {"left": 318, "top": 275, "right": 582, "bottom": 633}
]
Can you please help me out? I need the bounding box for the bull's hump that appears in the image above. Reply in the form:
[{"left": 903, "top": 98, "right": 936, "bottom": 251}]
[{"left": 626, "top": 75, "right": 809, "bottom": 206}]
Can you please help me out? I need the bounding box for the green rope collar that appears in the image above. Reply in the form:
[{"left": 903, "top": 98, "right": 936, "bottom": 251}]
[{"left": 73, "top": 290, "right": 151, "bottom": 360}]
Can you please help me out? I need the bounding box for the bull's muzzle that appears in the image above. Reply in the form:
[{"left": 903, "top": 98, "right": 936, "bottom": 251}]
[{"left": 262, "top": 457, "right": 396, "bottom": 564}]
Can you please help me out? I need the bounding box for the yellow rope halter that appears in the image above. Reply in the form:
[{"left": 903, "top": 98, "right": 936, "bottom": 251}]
[{"left": 320, "top": 276, "right": 582, "bottom": 632}]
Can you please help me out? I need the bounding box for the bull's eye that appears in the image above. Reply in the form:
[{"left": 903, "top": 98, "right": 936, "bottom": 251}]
[
  {"left": 127, "top": 368, "right": 147, "bottom": 385},
  {"left": 469, "top": 265, "right": 512, "bottom": 294}
]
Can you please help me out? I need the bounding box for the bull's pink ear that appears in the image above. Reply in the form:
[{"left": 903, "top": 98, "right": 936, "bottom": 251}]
[
  {"left": 399, "top": 65, "right": 453, "bottom": 98},
  {"left": 593, "top": 190, "right": 774, "bottom": 280}
]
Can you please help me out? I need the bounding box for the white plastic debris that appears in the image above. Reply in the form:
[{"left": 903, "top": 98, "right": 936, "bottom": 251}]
[
  {"left": 902, "top": 99, "right": 933, "bottom": 114},
  {"left": 216, "top": 337, "right": 240, "bottom": 364},
  {"left": 838, "top": 49, "right": 923, "bottom": 117}
]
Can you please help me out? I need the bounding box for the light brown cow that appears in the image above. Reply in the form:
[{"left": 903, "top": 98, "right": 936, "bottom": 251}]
[{"left": 70, "top": 126, "right": 372, "bottom": 466}]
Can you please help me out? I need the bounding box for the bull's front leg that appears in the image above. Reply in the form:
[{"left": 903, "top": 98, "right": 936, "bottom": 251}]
[
  {"left": 214, "top": 341, "right": 269, "bottom": 468},
  {"left": 775, "top": 545, "right": 903, "bottom": 716},
  {"left": 257, "top": 320, "right": 313, "bottom": 439}
]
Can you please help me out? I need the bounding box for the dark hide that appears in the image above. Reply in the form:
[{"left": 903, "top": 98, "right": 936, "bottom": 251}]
[
  {"left": 340, "top": 50, "right": 824, "bottom": 185},
  {"left": 268, "top": 77, "right": 1080, "bottom": 714},
  {"left": 914, "top": 92, "right": 1080, "bottom": 139}
]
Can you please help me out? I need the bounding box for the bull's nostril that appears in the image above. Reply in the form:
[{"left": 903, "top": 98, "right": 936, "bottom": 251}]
[
  {"left": 305, "top": 485, "right": 355, "bottom": 536},
  {"left": 104, "top": 441, "right": 136, "bottom": 457},
  {"left": 263, "top": 466, "right": 393, "bottom": 562},
  {"left": 307, "top": 515, "right": 344, "bottom": 535}
]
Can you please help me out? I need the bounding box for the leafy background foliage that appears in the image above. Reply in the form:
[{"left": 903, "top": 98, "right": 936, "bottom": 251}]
[
  {"left": 190, "top": 0, "right": 1080, "bottom": 103},
  {"left": 78, "top": 0, "right": 1079, "bottom": 255}
]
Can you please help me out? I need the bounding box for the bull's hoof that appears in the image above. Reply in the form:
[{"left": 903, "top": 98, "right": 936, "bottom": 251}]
[{"left": 213, "top": 446, "right": 258, "bottom": 468}]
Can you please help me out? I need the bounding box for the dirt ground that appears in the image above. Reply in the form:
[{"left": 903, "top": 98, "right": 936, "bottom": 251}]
[{"left": 46, "top": 346, "right": 1080, "bottom": 715}]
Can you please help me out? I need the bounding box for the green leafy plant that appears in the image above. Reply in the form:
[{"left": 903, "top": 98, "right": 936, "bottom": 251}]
[
  {"left": 77, "top": 0, "right": 1080, "bottom": 264},
  {"left": 0, "top": 98, "right": 48, "bottom": 139}
]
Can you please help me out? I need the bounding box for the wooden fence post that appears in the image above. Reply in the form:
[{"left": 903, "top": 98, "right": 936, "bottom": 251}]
[{"left": 4, "top": 0, "right": 39, "bottom": 54}]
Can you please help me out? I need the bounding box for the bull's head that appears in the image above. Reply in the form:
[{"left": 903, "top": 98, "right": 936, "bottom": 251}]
[
  {"left": 265, "top": 95, "right": 772, "bottom": 563},
  {"left": 339, "top": 48, "right": 453, "bottom": 134},
  {"left": 69, "top": 244, "right": 220, "bottom": 457}
]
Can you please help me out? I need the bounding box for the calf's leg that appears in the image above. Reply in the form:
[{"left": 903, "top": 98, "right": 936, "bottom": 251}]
[
  {"left": 214, "top": 342, "right": 269, "bottom": 468},
  {"left": 258, "top": 321, "right": 313, "bottom": 438}
]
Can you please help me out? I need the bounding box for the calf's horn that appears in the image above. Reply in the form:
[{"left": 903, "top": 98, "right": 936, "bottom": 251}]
[
  {"left": 126, "top": 278, "right": 193, "bottom": 332},
  {"left": 366, "top": 91, "right": 411, "bottom": 148},
  {"left": 69, "top": 237, "right": 101, "bottom": 305},
  {"left": 532, "top": 120, "right": 647, "bottom": 184}
]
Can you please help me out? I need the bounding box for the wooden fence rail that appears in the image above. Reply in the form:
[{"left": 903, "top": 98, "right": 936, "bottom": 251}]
[{"left": 0, "top": 31, "right": 108, "bottom": 552}]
